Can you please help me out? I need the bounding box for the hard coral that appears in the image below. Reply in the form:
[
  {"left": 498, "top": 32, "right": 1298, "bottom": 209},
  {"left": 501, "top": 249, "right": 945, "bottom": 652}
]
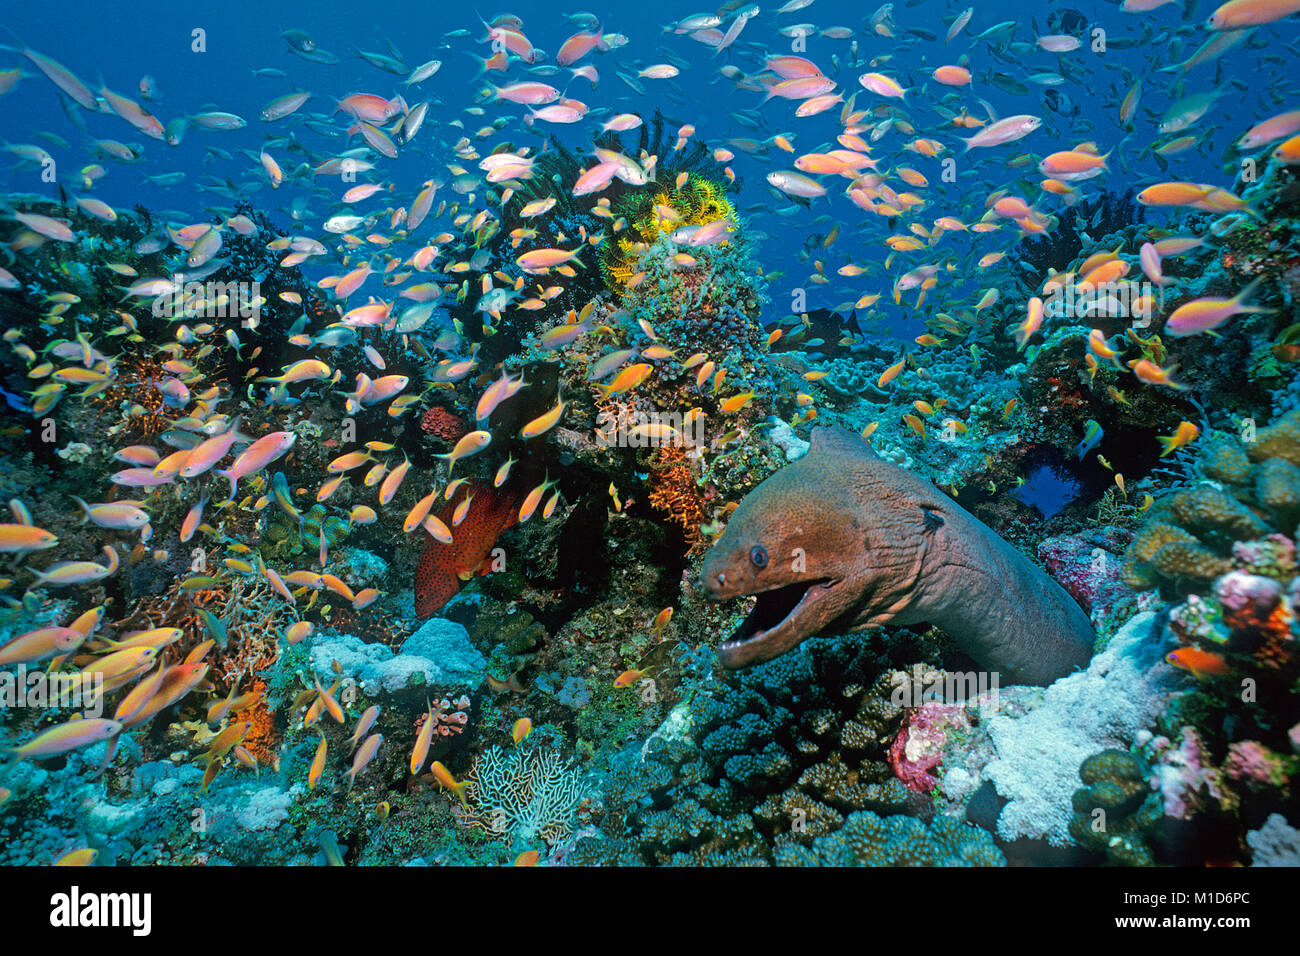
[
  {"left": 419, "top": 405, "right": 467, "bottom": 442},
  {"left": 416, "top": 696, "right": 472, "bottom": 738},
  {"left": 1067, "top": 749, "right": 1161, "bottom": 866},
  {"left": 572, "top": 631, "right": 948, "bottom": 865},
  {"left": 776, "top": 810, "right": 1005, "bottom": 866}
]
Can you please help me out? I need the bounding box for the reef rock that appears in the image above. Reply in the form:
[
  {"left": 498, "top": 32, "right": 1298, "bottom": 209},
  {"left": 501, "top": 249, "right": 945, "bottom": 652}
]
[
  {"left": 310, "top": 619, "right": 485, "bottom": 695},
  {"left": 981, "top": 611, "right": 1181, "bottom": 845}
]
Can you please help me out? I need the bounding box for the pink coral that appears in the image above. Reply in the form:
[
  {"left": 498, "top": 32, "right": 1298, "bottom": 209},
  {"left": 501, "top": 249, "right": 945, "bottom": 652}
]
[
  {"left": 1225, "top": 740, "right": 1289, "bottom": 789},
  {"left": 1146, "top": 727, "right": 1236, "bottom": 819},
  {"left": 416, "top": 696, "right": 471, "bottom": 739},
  {"left": 889, "top": 702, "right": 956, "bottom": 793},
  {"left": 420, "top": 405, "right": 467, "bottom": 441},
  {"left": 1215, "top": 572, "right": 1283, "bottom": 631},
  {"left": 1038, "top": 535, "right": 1130, "bottom": 617}
]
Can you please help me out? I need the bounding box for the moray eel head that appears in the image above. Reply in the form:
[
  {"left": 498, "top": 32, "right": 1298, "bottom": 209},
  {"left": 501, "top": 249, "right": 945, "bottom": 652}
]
[{"left": 702, "top": 446, "right": 868, "bottom": 668}]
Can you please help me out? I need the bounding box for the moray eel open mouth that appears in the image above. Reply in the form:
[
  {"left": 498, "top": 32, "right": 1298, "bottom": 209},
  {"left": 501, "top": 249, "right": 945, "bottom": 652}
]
[{"left": 718, "top": 577, "right": 839, "bottom": 668}]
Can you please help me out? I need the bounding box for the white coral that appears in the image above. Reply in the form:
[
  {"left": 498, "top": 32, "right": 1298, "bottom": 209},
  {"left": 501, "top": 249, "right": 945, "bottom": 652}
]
[
  {"left": 1247, "top": 813, "right": 1300, "bottom": 866},
  {"left": 460, "top": 745, "right": 588, "bottom": 847}
]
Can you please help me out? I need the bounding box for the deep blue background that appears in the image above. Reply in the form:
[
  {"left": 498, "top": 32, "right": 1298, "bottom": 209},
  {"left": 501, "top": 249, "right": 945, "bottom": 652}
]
[{"left": 1, "top": 0, "right": 1293, "bottom": 341}]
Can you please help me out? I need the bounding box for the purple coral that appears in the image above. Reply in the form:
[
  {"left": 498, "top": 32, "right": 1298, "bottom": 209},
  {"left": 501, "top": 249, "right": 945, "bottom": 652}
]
[
  {"left": 1215, "top": 571, "right": 1283, "bottom": 631},
  {"left": 1147, "top": 727, "right": 1235, "bottom": 820},
  {"left": 1230, "top": 533, "right": 1297, "bottom": 577},
  {"left": 1038, "top": 535, "right": 1130, "bottom": 619}
]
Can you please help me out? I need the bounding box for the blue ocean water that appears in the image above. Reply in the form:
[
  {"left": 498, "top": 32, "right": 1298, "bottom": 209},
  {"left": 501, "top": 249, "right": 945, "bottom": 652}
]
[{"left": 2, "top": 0, "right": 1279, "bottom": 340}]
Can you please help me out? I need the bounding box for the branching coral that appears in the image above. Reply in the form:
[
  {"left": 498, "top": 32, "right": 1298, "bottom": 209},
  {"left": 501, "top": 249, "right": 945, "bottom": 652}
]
[
  {"left": 454, "top": 744, "right": 589, "bottom": 847},
  {"left": 208, "top": 575, "right": 298, "bottom": 685}
]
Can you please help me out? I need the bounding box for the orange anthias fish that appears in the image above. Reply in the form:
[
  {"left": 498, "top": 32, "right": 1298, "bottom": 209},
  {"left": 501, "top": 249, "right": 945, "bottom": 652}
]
[
  {"left": 414, "top": 479, "right": 523, "bottom": 617},
  {"left": 613, "top": 666, "right": 653, "bottom": 688},
  {"left": 1166, "top": 647, "right": 1229, "bottom": 680}
]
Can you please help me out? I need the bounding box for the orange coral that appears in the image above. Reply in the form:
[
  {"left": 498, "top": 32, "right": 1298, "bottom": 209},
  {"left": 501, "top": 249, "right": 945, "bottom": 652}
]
[
  {"left": 88, "top": 350, "right": 224, "bottom": 443},
  {"left": 647, "top": 445, "right": 707, "bottom": 550},
  {"left": 232, "top": 679, "right": 279, "bottom": 767}
]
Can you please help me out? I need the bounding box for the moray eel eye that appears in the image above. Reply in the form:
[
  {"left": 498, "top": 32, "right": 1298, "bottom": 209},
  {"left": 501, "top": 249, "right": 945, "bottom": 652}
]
[{"left": 749, "top": 545, "right": 768, "bottom": 569}]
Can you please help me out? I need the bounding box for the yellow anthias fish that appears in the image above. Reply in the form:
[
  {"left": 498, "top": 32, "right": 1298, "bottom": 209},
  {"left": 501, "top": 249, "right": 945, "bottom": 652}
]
[{"left": 1157, "top": 421, "right": 1199, "bottom": 458}]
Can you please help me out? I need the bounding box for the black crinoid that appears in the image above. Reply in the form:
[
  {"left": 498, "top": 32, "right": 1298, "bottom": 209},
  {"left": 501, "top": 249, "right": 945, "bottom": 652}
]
[{"left": 1014, "top": 188, "right": 1146, "bottom": 292}]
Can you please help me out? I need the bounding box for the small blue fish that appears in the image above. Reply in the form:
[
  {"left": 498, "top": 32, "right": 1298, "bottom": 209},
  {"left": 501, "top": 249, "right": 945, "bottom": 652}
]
[
  {"left": 196, "top": 609, "right": 227, "bottom": 649},
  {"left": 1075, "top": 420, "right": 1103, "bottom": 460},
  {"left": 0, "top": 385, "right": 32, "bottom": 414},
  {"left": 270, "top": 471, "right": 304, "bottom": 527}
]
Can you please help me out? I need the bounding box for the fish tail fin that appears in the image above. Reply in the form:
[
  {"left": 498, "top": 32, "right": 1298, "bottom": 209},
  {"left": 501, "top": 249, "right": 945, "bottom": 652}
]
[
  {"left": 464, "top": 51, "right": 494, "bottom": 82},
  {"left": 228, "top": 415, "right": 254, "bottom": 446},
  {"left": 215, "top": 469, "right": 237, "bottom": 501},
  {"left": 70, "top": 495, "right": 90, "bottom": 524},
  {"left": 0, "top": 27, "right": 26, "bottom": 52}
]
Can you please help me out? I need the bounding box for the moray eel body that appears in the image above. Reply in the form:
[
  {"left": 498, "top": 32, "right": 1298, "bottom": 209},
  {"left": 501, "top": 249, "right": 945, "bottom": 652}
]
[{"left": 701, "top": 426, "right": 1095, "bottom": 685}]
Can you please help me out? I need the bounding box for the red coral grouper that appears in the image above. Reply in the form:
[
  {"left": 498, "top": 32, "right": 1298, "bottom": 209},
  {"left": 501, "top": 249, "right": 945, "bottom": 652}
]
[{"left": 414, "top": 479, "right": 523, "bottom": 617}]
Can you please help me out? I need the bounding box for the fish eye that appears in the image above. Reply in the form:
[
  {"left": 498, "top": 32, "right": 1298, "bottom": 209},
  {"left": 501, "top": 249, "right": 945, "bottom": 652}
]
[{"left": 749, "top": 545, "right": 768, "bottom": 569}]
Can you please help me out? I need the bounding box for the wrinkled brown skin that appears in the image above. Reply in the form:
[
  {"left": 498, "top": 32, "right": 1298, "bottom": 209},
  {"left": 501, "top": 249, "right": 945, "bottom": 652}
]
[{"left": 701, "top": 426, "right": 1095, "bottom": 686}]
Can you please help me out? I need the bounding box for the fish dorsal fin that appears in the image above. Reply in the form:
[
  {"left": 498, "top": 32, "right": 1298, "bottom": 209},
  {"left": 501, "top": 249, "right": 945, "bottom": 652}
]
[{"left": 809, "top": 424, "right": 878, "bottom": 460}]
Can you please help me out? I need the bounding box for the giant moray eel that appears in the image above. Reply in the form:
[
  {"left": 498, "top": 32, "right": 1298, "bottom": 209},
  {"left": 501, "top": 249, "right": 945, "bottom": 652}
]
[{"left": 701, "top": 426, "right": 1095, "bottom": 685}]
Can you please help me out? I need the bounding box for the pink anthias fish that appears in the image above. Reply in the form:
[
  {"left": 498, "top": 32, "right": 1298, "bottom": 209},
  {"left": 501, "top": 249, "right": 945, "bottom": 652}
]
[
  {"left": 1165, "top": 276, "right": 1276, "bottom": 336},
  {"left": 961, "top": 115, "right": 1043, "bottom": 151},
  {"left": 215, "top": 431, "right": 297, "bottom": 499}
]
